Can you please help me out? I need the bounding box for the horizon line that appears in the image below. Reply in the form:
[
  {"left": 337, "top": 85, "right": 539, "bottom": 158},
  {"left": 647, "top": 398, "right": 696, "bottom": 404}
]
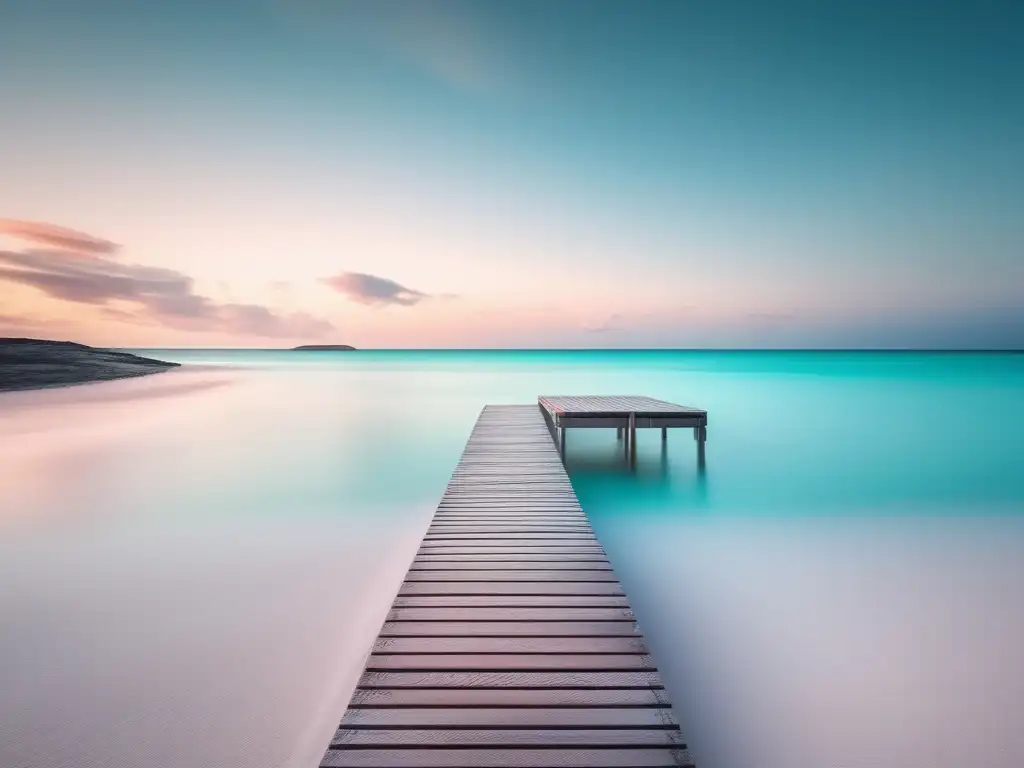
[{"left": 115, "top": 346, "right": 1024, "bottom": 353}]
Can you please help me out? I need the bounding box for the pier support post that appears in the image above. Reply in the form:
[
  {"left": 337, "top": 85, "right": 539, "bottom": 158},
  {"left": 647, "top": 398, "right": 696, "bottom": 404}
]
[
  {"left": 695, "top": 425, "right": 706, "bottom": 467},
  {"left": 616, "top": 427, "right": 622, "bottom": 440},
  {"left": 628, "top": 412, "right": 637, "bottom": 467},
  {"left": 661, "top": 427, "right": 667, "bottom": 442},
  {"left": 559, "top": 426, "right": 566, "bottom": 460}
]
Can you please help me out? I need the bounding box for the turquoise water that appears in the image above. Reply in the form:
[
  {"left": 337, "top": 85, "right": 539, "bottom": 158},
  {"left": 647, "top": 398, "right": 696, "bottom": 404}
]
[{"left": 1, "top": 351, "right": 1022, "bottom": 768}]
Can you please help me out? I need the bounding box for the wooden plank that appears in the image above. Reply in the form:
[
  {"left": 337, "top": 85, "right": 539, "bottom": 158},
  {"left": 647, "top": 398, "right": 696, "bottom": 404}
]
[
  {"left": 417, "top": 528, "right": 593, "bottom": 536},
  {"left": 398, "top": 583, "right": 625, "bottom": 595},
  {"left": 378, "top": 621, "right": 641, "bottom": 636},
  {"left": 322, "top": 748, "right": 695, "bottom": 767},
  {"left": 418, "top": 542, "right": 604, "bottom": 549},
  {"left": 435, "top": 507, "right": 584, "bottom": 512},
  {"left": 331, "top": 728, "right": 686, "bottom": 747},
  {"left": 438, "top": 502, "right": 582, "bottom": 506},
  {"left": 318, "top": 404, "right": 691, "bottom": 768},
  {"left": 392, "top": 595, "right": 630, "bottom": 608},
  {"left": 421, "top": 535, "right": 598, "bottom": 541},
  {"left": 360, "top": 671, "right": 663, "bottom": 688},
  {"left": 372, "top": 637, "right": 649, "bottom": 654},
  {"left": 428, "top": 522, "right": 591, "bottom": 527},
  {"left": 558, "top": 415, "right": 704, "bottom": 429},
  {"left": 418, "top": 543, "right": 600, "bottom": 549},
  {"left": 445, "top": 482, "right": 575, "bottom": 487},
  {"left": 415, "top": 552, "right": 606, "bottom": 561},
  {"left": 340, "top": 707, "right": 679, "bottom": 727},
  {"left": 413, "top": 556, "right": 609, "bottom": 563},
  {"left": 424, "top": 532, "right": 595, "bottom": 537},
  {"left": 449, "top": 494, "right": 574, "bottom": 499},
  {"left": 410, "top": 562, "right": 614, "bottom": 571},
  {"left": 403, "top": 571, "right": 617, "bottom": 582},
  {"left": 438, "top": 490, "right": 578, "bottom": 495},
  {"left": 429, "top": 519, "right": 590, "bottom": 525},
  {"left": 413, "top": 555, "right": 610, "bottom": 562},
  {"left": 428, "top": 520, "right": 592, "bottom": 525},
  {"left": 539, "top": 394, "right": 704, "bottom": 416},
  {"left": 433, "top": 512, "right": 586, "bottom": 516},
  {"left": 413, "top": 552, "right": 606, "bottom": 561},
  {"left": 348, "top": 687, "right": 673, "bottom": 708},
  {"left": 432, "top": 507, "right": 585, "bottom": 514},
  {"left": 418, "top": 543, "right": 604, "bottom": 550},
  {"left": 365, "top": 654, "right": 656, "bottom": 671},
  {"left": 443, "top": 491, "right": 577, "bottom": 495},
  {"left": 425, "top": 528, "right": 596, "bottom": 535},
  {"left": 387, "top": 608, "right": 633, "bottom": 621},
  {"left": 426, "top": 520, "right": 592, "bottom": 525}
]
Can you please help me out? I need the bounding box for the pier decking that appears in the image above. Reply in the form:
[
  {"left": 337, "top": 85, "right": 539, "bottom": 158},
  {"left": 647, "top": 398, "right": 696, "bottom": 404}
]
[
  {"left": 539, "top": 395, "right": 708, "bottom": 465},
  {"left": 320, "top": 404, "right": 695, "bottom": 767}
]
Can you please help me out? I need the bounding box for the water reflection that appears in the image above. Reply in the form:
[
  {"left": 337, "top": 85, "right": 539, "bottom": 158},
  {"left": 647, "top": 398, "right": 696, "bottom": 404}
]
[{"left": 565, "top": 428, "right": 710, "bottom": 510}]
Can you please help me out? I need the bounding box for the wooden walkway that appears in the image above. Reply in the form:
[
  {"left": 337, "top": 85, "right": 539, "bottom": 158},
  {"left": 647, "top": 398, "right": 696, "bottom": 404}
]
[{"left": 320, "top": 404, "right": 694, "bottom": 767}]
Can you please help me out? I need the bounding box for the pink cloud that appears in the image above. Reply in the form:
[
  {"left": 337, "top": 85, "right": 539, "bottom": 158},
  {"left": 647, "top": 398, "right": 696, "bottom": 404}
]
[
  {"left": 322, "top": 271, "right": 429, "bottom": 307},
  {"left": 0, "top": 219, "right": 119, "bottom": 254},
  {"left": 0, "top": 222, "right": 335, "bottom": 340}
]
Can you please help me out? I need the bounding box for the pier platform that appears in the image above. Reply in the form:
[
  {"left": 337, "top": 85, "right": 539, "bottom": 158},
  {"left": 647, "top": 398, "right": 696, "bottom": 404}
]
[
  {"left": 319, "top": 403, "right": 695, "bottom": 767},
  {"left": 539, "top": 395, "right": 708, "bottom": 465}
]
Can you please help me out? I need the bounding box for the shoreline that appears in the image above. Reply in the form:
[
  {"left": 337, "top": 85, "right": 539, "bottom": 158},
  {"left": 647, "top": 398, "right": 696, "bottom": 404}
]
[{"left": 0, "top": 338, "right": 180, "bottom": 393}]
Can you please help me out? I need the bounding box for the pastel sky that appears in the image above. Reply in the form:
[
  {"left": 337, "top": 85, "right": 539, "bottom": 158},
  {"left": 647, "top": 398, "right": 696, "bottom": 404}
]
[{"left": 1, "top": 0, "right": 1022, "bottom": 348}]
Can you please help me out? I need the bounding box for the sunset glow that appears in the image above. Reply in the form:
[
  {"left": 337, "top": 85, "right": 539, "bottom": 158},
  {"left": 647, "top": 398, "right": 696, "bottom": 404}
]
[{"left": 2, "top": 1, "right": 1021, "bottom": 348}]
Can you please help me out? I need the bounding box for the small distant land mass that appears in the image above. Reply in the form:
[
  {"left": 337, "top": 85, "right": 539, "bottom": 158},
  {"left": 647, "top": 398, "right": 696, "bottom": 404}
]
[
  {"left": 292, "top": 344, "right": 357, "bottom": 351},
  {"left": 0, "top": 338, "right": 179, "bottom": 393}
]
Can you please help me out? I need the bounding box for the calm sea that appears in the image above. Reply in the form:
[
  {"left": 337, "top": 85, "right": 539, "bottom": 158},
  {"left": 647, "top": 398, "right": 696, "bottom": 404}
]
[{"left": 1, "top": 350, "right": 1022, "bottom": 768}]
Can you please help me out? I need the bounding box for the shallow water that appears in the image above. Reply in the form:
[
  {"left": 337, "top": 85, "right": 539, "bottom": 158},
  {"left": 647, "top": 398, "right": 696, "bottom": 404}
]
[{"left": 1, "top": 351, "right": 1022, "bottom": 768}]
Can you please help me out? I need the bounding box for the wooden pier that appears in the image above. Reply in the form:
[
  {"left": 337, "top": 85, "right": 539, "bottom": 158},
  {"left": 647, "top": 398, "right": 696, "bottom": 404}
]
[
  {"left": 320, "top": 404, "right": 695, "bottom": 767},
  {"left": 539, "top": 395, "right": 708, "bottom": 466}
]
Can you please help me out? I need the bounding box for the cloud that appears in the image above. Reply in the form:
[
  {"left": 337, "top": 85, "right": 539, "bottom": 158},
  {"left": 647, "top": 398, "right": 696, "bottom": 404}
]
[
  {"left": 0, "top": 219, "right": 119, "bottom": 254},
  {"left": 273, "top": 1, "right": 512, "bottom": 97},
  {"left": 322, "top": 271, "right": 429, "bottom": 307},
  {"left": 213, "top": 303, "right": 334, "bottom": 338},
  {"left": 583, "top": 309, "right": 697, "bottom": 335},
  {"left": 0, "top": 310, "right": 72, "bottom": 337},
  {"left": 0, "top": 312, "right": 45, "bottom": 333},
  {"left": 391, "top": 4, "right": 507, "bottom": 95},
  {"left": 100, "top": 307, "right": 143, "bottom": 323},
  {"left": 0, "top": 232, "right": 335, "bottom": 339},
  {"left": 0, "top": 249, "right": 195, "bottom": 306},
  {"left": 584, "top": 313, "right": 627, "bottom": 334},
  {"left": 744, "top": 311, "right": 796, "bottom": 323}
]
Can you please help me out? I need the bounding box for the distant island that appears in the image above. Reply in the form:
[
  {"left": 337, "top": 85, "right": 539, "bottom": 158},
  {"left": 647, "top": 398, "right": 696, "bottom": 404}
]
[
  {"left": 0, "top": 338, "right": 179, "bottom": 393},
  {"left": 292, "top": 344, "right": 357, "bottom": 351}
]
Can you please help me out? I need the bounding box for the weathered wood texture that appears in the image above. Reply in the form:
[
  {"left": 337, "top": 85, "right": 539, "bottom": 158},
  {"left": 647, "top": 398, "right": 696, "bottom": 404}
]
[
  {"left": 321, "top": 404, "right": 694, "bottom": 768},
  {"left": 539, "top": 395, "right": 705, "bottom": 416},
  {"left": 539, "top": 395, "right": 707, "bottom": 431}
]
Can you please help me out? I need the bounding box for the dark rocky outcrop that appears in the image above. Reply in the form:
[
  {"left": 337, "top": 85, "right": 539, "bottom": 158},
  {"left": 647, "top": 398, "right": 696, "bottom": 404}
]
[
  {"left": 0, "top": 338, "right": 179, "bottom": 392},
  {"left": 291, "top": 344, "right": 357, "bottom": 351}
]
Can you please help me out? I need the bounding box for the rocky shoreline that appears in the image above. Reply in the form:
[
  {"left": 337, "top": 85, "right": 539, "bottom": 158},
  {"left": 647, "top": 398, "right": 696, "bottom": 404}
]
[{"left": 0, "top": 338, "right": 179, "bottom": 393}]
